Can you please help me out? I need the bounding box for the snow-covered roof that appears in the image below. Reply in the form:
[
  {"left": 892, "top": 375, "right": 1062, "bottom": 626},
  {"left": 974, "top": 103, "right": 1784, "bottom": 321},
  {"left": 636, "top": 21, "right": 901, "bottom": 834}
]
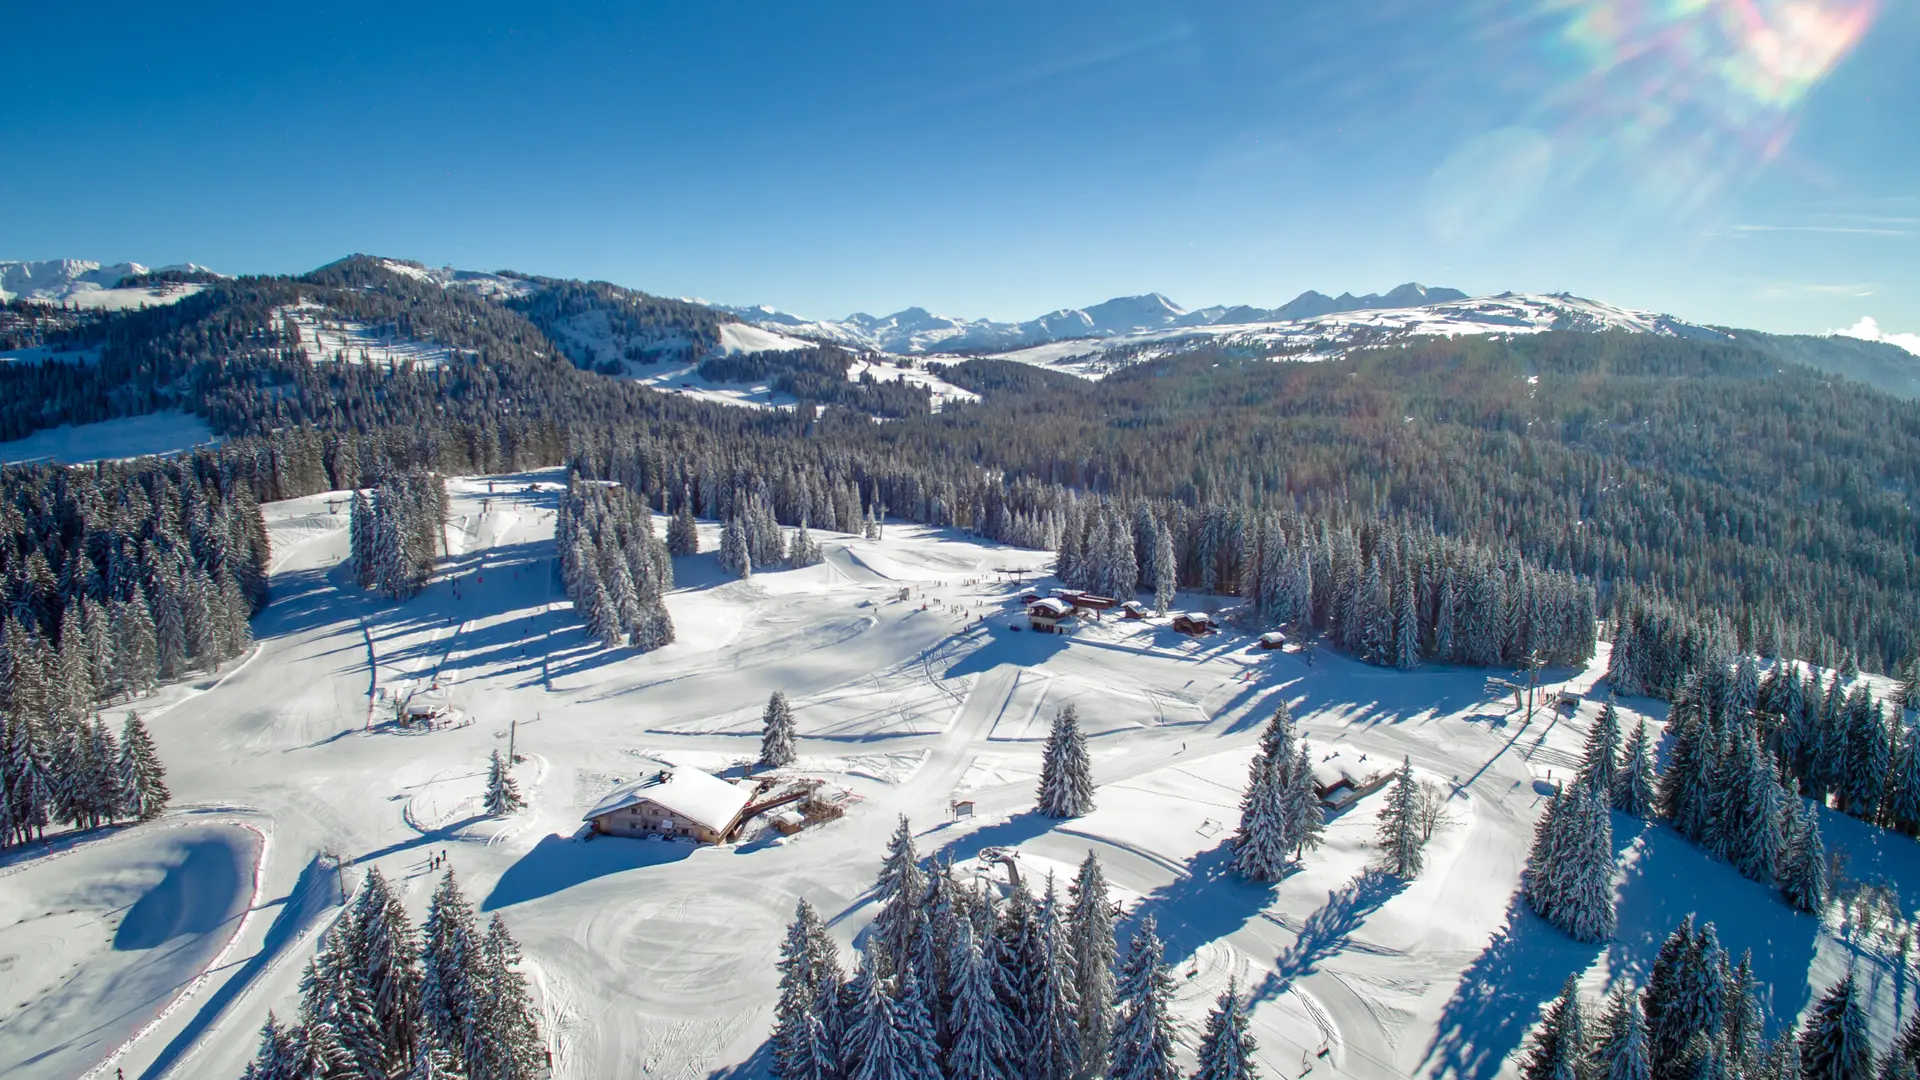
[
  {"left": 1310, "top": 757, "right": 1382, "bottom": 791},
  {"left": 1029, "top": 598, "right": 1074, "bottom": 616},
  {"left": 1259, "top": 631, "right": 1286, "bottom": 645},
  {"left": 583, "top": 767, "right": 751, "bottom": 833}
]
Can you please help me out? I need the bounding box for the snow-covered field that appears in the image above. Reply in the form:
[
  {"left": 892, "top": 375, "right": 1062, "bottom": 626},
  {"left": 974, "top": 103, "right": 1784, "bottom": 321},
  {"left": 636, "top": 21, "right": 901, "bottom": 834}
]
[
  {"left": 0, "top": 411, "right": 218, "bottom": 465},
  {"left": 2, "top": 470, "right": 1914, "bottom": 1080}
]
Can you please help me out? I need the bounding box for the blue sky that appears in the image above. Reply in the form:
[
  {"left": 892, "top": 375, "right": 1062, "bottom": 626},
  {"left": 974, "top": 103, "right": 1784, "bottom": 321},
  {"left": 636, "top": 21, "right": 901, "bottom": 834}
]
[{"left": 3, "top": 0, "right": 1914, "bottom": 338}]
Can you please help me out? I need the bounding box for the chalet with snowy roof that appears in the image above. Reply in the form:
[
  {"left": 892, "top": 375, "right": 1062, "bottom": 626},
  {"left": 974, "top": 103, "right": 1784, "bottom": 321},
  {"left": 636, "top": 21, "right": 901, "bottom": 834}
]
[
  {"left": 1258, "top": 631, "right": 1287, "bottom": 650},
  {"left": 583, "top": 766, "right": 751, "bottom": 844},
  {"left": 1309, "top": 756, "right": 1392, "bottom": 810},
  {"left": 1027, "top": 597, "right": 1076, "bottom": 634},
  {"left": 1171, "top": 612, "right": 1218, "bottom": 636}
]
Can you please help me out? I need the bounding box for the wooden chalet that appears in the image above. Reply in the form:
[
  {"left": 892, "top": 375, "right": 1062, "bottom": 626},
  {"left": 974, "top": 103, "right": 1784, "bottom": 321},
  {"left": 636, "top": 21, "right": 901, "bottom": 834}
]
[
  {"left": 1027, "top": 597, "right": 1076, "bottom": 634},
  {"left": 1121, "top": 601, "right": 1148, "bottom": 620},
  {"left": 1171, "top": 612, "right": 1219, "bottom": 636},
  {"left": 1309, "top": 757, "right": 1392, "bottom": 810},
  {"left": 1258, "top": 630, "right": 1287, "bottom": 650},
  {"left": 583, "top": 766, "right": 752, "bottom": 844}
]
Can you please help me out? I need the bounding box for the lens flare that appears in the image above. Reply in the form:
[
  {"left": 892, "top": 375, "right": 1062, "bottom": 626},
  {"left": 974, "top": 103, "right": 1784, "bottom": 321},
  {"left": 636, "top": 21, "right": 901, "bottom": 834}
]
[{"left": 1529, "top": 0, "right": 1876, "bottom": 210}]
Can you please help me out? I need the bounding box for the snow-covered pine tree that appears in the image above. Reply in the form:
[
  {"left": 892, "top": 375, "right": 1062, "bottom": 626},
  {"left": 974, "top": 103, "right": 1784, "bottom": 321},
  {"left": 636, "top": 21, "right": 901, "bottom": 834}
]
[
  {"left": 472, "top": 913, "right": 544, "bottom": 1079},
  {"left": 1037, "top": 704, "right": 1095, "bottom": 818},
  {"left": 774, "top": 899, "right": 836, "bottom": 1078},
  {"left": 84, "top": 718, "right": 121, "bottom": 826},
  {"left": 1376, "top": 756, "right": 1426, "bottom": 878},
  {"left": 1192, "top": 977, "right": 1258, "bottom": 1080},
  {"left": 1067, "top": 851, "right": 1117, "bottom": 1079},
  {"left": 1719, "top": 729, "right": 1784, "bottom": 883},
  {"left": 1658, "top": 715, "right": 1715, "bottom": 843},
  {"left": 870, "top": 815, "right": 926, "bottom": 979},
  {"left": 1886, "top": 715, "right": 1920, "bottom": 837},
  {"left": 1582, "top": 698, "right": 1623, "bottom": 796},
  {"left": 1023, "top": 879, "right": 1081, "bottom": 1080},
  {"left": 484, "top": 749, "right": 523, "bottom": 816},
  {"left": 762, "top": 690, "right": 798, "bottom": 768},
  {"left": 1724, "top": 951, "right": 1764, "bottom": 1078},
  {"left": 1153, "top": 523, "right": 1177, "bottom": 615},
  {"left": 351, "top": 866, "right": 422, "bottom": 1072},
  {"left": 1286, "top": 741, "right": 1326, "bottom": 860},
  {"left": 1593, "top": 984, "right": 1652, "bottom": 1080},
  {"left": 1394, "top": 565, "right": 1420, "bottom": 670},
  {"left": 896, "top": 962, "right": 944, "bottom": 1079},
  {"left": 240, "top": 1011, "right": 303, "bottom": 1080},
  {"left": 789, "top": 518, "right": 820, "bottom": 567},
  {"left": 848, "top": 966, "right": 906, "bottom": 1080},
  {"left": 1780, "top": 799, "right": 1829, "bottom": 914},
  {"left": 718, "top": 515, "right": 752, "bottom": 578},
  {"left": 1110, "top": 915, "right": 1180, "bottom": 1080},
  {"left": 418, "top": 870, "right": 482, "bottom": 1072},
  {"left": 1525, "top": 781, "right": 1616, "bottom": 942},
  {"left": 1522, "top": 976, "right": 1587, "bottom": 1080},
  {"left": 1232, "top": 751, "right": 1290, "bottom": 882},
  {"left": 349, "top": 491, "right": 376, "bottom": 590},
  {"left": 111, "top": 710, "right": 165, "bottom": 821},
  {"left": 1615, "top": 720, "right": 1658, "bottom": 817},
  {"left": 1799, "top": 975, "right": 1872, "bottom": 1080},
  {"left": 945, "top": 918, "right": 1015, "bottom": 1080},
  {"left": 667, "top": 498, "right": 700, "bottom": 556}
]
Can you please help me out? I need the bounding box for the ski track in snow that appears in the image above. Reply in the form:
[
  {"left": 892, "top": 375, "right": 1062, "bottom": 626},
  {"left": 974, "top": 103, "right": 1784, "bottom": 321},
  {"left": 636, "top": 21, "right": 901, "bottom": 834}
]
[{"left": 4, "top": 468, "right": 1917, "bottom": 1080}]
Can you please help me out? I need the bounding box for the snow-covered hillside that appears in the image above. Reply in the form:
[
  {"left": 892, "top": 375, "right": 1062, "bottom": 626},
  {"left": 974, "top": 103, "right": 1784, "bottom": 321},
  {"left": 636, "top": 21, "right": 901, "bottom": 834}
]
[
  {"left": 4, "top": 471, "right": 1912, "bottom": 1080},
  {"left": 0, "top": 411, "right": 218, "bottom": 465},
  {"left": 374, "top": 258, "right": 538, "bottom": 300},
  {"left": 0, "top": 259, "right": 219, "bottom": 309},
  {"left": 979, "top": 292, "right": 1736, "bottom": 379}
]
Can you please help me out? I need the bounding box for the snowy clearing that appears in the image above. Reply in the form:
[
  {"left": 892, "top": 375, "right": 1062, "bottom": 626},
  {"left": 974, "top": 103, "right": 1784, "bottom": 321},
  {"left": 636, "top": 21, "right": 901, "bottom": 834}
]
[
  {"left": 0, "top": 411, "right": 218, "bottom": 465},
  {"left": 3, "top": 470, "right": 1914, "bottom": 1080},
  {"left": 275, "top": 303, "right": 456, "bottom": 368}
]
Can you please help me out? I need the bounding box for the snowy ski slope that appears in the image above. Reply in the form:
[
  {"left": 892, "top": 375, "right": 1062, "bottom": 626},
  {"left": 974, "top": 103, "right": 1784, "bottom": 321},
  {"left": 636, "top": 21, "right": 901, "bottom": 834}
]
[{"left": 1, "top": 472, "right": 1913, "bottom": 1080}]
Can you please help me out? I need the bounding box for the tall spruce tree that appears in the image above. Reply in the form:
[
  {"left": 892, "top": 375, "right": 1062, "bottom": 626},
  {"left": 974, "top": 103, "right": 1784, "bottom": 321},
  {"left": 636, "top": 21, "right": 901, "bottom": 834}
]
[
  {"left": 1523, "top": 976, "right": 1588, "bottom": 1080},
  {"left": 1192, "top": 978, "right": 1259, "bottom": 1080},
  {"left": 484, "top": 749, "right": 523, "bottom": 816},
  {"left": 762, "top": 690, "right": 798, "bottom": 768},
  {"left": 1583, "top": 698, "right": 1624, "bottom": 796},
  {"left": 1376, "top": 756, "right": 1426, "bottom": 878},
  {"left": 1615, "top": 720, "right": 1658, "bottom": 817},
  {"left": 116, "top": 710, "right": 168, "bottom": 820},
  {"left": 1067, "top": 851, "right": 1118, "bottom": 1080},
  {"left": 1037, "top": 704, "right": 1095, "bottom": 818},
  {"left": 1799, "top": 976, "right": 1872, "bottom": 1080},
  {"left": 1110, "top": 915, "right": 1180, "bottom": 1080}
]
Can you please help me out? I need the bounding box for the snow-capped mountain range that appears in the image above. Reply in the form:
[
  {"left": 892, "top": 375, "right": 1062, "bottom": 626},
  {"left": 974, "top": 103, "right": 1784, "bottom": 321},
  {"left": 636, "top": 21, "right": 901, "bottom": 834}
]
[
  {"left": 710, "top": 283, "right": 1478, "bottom": 355},
  {"left": 0, "top": 259, "right": 224, "bottom": 303},
  {"left": 710, "top": 283, "right": 1739, "bottom": 378}
]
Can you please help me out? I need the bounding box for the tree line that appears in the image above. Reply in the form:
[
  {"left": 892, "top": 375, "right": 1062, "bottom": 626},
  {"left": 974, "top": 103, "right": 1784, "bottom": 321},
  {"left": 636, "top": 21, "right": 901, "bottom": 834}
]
[
  {"left": 1521, "top": 914, "right": 1919, "bottom": 1080},
  {"left": 555, "top": 475, "right": 675, "bottom": 651},
  {"left": 771, "top": 821, "right": 1257, "bottom": 1080},
  {"left": 1, "top": 710, "right": 168, "bottom": 849},
  {"left": 349, "top": 472, "right": 449, "bottom": 600},
  {"left": 242, "top": 868, "right": 545, "bottom": 1079}
]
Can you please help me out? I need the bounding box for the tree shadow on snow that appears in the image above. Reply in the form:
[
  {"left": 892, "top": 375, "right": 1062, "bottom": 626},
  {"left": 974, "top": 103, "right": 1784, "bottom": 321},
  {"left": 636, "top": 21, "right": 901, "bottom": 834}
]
[
  {"left": 1608, "top": 815, "right": 1820, "bottom": 1037},
  {"left": 1121, "top": 839, "right": 1277, "bottom": 974},
  {"left": 137, "top": 854, "right": 344, "bottom": 1080},
  {"left": 1418, "top": 894, "right": 1600, "bottom": 1080},
  {"left": 482, "top": 831, "right": 694, "bottom": 911},
  {"left": 1248, "top": 867, "right": 1407, "bottom": 1001}
]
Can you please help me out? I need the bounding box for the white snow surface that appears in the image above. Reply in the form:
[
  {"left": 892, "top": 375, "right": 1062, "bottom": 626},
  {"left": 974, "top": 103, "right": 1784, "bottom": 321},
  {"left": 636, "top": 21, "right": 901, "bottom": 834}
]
[
  {"left": 275, "top": 303, "right": 456, "bottom": 368},
  {"left": 5, "top": 471, "right": 1914, "bottom": 1080},
  {"left": 0, "top": 259, "right": 218, "bottom": 308},
  {"left": 0, "top": 411, "right": 218, "bottom": 465}
]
